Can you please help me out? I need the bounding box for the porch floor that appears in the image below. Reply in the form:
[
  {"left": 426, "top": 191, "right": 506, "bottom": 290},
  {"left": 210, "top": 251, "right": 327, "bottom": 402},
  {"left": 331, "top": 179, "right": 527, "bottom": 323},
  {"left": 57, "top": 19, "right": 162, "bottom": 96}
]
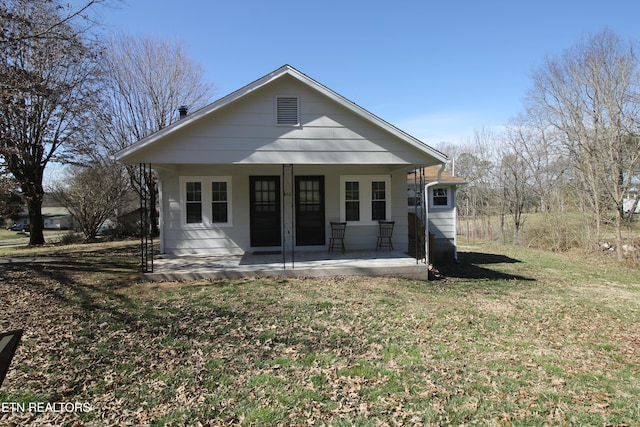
[{"left": 144, "top": 250, "right": 427, "bottom": 281}]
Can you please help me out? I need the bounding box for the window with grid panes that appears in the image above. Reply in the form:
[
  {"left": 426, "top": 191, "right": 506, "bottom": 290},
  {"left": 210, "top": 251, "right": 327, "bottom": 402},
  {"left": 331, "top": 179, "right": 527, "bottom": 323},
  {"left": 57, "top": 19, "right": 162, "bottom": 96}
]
[
  {"left": 186, "top": 182, "right": 202, "bottom": 223},
  {"left": 345, "top": 181, "right": 360, "bottom": 221},
  {"left": 211, "top": 181, "right": 228, "bottom": 223},
  {"left": 433, "top": 188, "right": 448, "bottom": 206},
  {"left": 371, "top": 181, "right": 386, "bottom": 220}
]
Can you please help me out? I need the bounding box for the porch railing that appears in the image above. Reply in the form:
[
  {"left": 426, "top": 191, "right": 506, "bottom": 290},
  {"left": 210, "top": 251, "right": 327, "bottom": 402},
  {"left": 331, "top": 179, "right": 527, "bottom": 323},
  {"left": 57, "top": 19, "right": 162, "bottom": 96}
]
[{"left": 140, "top": 163, "right": 154, "bottom": 273}]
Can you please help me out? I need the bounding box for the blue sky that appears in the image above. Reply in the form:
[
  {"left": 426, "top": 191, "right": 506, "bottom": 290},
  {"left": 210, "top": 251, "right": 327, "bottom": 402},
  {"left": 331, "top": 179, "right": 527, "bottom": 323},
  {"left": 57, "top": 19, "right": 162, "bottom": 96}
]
[{"left": 98, "top": 0, "right": 640, "bottom": 146}]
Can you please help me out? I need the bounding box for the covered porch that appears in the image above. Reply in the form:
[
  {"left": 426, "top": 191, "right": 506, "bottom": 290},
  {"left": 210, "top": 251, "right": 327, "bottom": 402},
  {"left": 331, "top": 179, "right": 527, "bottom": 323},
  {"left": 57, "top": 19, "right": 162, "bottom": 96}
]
[{"left": 143, "top": 249, "right": 428, "bottom": 281}]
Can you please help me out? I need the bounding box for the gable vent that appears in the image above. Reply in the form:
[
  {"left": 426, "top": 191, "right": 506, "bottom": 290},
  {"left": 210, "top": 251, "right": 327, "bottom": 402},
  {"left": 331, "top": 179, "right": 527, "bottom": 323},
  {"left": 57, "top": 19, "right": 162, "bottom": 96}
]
[{"left": 276, "top": 96, "right": 299, "bottom": 125}]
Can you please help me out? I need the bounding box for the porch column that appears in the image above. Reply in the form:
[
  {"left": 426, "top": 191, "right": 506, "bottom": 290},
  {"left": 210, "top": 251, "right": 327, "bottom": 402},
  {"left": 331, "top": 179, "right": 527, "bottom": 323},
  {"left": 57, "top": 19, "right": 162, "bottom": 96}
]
[
  {"left": 282, "top": 164, "right": 295, "bottom": 269},
  {"left": 139, "top": 163, "right": 154, "bottom": 273}
]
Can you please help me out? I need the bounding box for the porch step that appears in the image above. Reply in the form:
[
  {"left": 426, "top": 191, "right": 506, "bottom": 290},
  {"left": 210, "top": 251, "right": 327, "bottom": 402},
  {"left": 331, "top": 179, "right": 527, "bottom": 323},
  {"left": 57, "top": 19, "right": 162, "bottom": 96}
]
[{"left": 143, "top": 251, "right": 429, "bottom": 281}]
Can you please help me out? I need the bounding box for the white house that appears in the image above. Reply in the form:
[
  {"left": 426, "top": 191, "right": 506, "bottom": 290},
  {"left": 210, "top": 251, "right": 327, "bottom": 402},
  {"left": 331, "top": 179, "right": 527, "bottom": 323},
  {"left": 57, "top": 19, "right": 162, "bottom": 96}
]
[{"left": 115, "top": 65, "right": 449, "bottom": 271}]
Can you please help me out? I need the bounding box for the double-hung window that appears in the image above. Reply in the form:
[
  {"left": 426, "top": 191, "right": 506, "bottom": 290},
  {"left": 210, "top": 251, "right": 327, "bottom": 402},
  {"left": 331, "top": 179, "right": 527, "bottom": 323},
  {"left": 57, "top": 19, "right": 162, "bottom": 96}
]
[
  {"left": 340, "top": 176, "right": 391, "bottom": 224},
  {"left": 371, "top": 181, "right": 386, "bottom": 221},
  {"left": 432, "top": 188, "right": 449, "bottom": 207},
  {"left": 181, "top": 177, "right": 232, "bottom": 227},
  {"left": 211, "top": 181, "right": 228, "bottom": 223},
  {"left": 345, "top": 181, "right": 360, "bottom": 221},
  {"left": 185, "top": 182, "right": 202, "bottom": 224}
]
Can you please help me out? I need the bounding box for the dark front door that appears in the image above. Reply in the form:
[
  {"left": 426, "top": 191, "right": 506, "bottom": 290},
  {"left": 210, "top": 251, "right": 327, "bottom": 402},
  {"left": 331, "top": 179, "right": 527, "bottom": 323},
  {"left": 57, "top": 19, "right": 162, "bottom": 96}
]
[
  {"left": 295, "top": 176, "right": 325, "bottom": 246},
  {"left": 250, "top": 176, "right": 281, "bottom": 247}
]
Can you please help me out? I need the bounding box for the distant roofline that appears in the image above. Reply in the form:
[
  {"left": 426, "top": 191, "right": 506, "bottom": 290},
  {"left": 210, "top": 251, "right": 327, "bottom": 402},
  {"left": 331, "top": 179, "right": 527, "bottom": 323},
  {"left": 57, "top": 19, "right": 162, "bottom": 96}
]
[{"left": 407, "top": 165, "right": 467, "bottom": 185}]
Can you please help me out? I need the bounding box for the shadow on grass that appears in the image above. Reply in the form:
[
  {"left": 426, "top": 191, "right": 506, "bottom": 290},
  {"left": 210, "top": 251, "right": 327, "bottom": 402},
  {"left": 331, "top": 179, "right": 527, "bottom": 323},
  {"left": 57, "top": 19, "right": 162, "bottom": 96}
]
[
  {"left": 2, "top": 251, "right": 142, "bottom": 325},
  {"left": 438, "top": 251, "right": 535, "bottom": 281},
  {"left": 2, "top": 251, "right": 253, "bottom": 345}
]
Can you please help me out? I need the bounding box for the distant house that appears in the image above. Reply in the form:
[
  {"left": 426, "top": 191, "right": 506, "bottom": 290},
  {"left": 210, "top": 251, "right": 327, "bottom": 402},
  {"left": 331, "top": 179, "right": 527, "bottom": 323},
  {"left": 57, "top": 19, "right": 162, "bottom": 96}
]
[
  {"left": 624, "top": 181, "right": 640, "bottom": 213},
  {"left": 5, "top": 194, "right": 72, "bottom": 230},
  {"left": 624, "top": 198, "right": 640, "bottom": 214},
  {"left": 115, "top": 65, "right": 452, "bottom": 269},
  {"left": 408, "top": 166, "right": 466, "bottom": 263},
  {"left": 43, "top": 211, "right": 72, "bottom": 230}
]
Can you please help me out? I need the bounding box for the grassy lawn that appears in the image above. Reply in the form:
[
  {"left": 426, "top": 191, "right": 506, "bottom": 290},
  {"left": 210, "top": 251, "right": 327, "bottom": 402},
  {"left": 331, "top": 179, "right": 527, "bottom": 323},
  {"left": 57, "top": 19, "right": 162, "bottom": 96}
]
[
  {"left": 0, "top": 228, "right": 23, "bottom": 241},
  {"left": 0, "top": 229, "right": 73, "bottom": 246},
  {"left": 0, "top": 236, "right": 139, "bottom": 257},
  {"left": 1, "top": 241, "right": 639, "bottom": 425}
]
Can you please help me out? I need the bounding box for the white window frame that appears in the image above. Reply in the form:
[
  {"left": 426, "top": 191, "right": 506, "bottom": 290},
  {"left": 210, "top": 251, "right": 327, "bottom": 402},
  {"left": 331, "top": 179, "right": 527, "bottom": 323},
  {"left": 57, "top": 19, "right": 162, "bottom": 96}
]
[
  {"left": 180, "top": 176, "right": 233, "bottom": 228},
  {"left": 185, "top": 181, "right": 203, "bottom": 224},
  {"left": 371, "top": 180, "right": 388, "bottom": 221},
  {"left": 344, "top": 180, "right": 361, "bottom": 222},
  {"left": 211, "top": 180, "right": 230, "bottom": 224},
  {"left": 275, "top": 96, "right": 300, "bottom": 126},
  {"left": 430, "top": 187, "right": 450, "bottom": 209},
  {"left": 340, "top": 175, "right": 391, "bottom": 225}
]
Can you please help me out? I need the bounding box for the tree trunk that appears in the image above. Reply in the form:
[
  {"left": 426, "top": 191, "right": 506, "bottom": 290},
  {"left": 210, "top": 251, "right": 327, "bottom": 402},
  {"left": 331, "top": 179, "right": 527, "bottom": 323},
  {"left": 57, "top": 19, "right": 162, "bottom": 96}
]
[
  {"left": 27, "top": 196, "right": 45, "bottom": 245},
  {"left": 615, "top": 205, "right": 625, "bottom": 262}
]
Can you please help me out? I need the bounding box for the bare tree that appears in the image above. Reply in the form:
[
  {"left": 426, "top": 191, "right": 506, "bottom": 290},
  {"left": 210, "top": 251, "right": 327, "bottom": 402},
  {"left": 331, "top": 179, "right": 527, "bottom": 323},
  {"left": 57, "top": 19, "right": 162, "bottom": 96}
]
[
  {"left": 498, "top": 136, "right": 530, "bottom": 243},
  {"left": 94, "top": 34, "right": 214, "bottom": 151},
  {"left": 435, "top": 141, "right": 462, "bottom": 175},
  {"left": 507, "top": 115, "right": 569, "bottom": 214},
  {"left": 52, "top": 159, "right": 133, "bottom": 241},
  {"left": 90, "top": 33, "right": 215, "bottom": 234},
  {"left": 466, "top": 128, "right": 500, "bottom": 239},
  {"left": 0, "top": 0, "right": 110, "bottom": 44},
  {"left": 501, "top": 116, "right": 583, "bottom": 250},
  {"left": 0, "top": 169, "right": 22, "bottom": 220},
  {"left": 0, "top": 0, "right": 101, "bottom": 244},
  {"left": 526, "top": 29, "right": 640, "bottom": 258}
]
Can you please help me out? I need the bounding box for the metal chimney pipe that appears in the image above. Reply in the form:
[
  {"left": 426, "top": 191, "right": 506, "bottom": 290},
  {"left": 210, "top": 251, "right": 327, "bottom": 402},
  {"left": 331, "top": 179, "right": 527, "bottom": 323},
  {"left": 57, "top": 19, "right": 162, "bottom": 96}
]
[{"left": 178, "top": 105, "right": 188, "bottom": 119}]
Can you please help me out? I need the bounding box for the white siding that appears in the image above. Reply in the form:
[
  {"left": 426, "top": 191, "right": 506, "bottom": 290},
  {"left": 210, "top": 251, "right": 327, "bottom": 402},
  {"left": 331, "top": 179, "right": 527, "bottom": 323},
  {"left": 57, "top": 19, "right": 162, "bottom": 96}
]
[
  {"left": 160, "top": 165, "right": 253, "bottom": 255},
  {"left": 428, "top": 210, "right": 455, "bottom": 239},
  {"left": 427, "top": 184, "right": 458, "bottom": 260},
  {"left": 158, "top": 164, "right": 409, "bottom": 255},
  {"left": 123, "top": 76, "right": 437, "bottom": 166}
]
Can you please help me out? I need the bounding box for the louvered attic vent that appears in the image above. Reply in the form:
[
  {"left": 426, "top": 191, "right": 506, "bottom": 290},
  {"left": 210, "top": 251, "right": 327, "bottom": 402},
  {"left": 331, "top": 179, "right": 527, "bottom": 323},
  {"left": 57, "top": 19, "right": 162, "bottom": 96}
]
[{"left": 276, "top": 96, "right": 299, "bottom": 125}]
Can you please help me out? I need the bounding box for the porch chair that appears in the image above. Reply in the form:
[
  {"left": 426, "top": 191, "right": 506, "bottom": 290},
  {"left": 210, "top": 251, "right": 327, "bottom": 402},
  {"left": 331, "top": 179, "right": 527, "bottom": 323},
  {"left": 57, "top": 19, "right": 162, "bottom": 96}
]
[
  {"left": 328, "top": 222, "right": 347, "bottom": 253},
  {"left": 376, "top": 220, "right": 395, "bottom": 251}
]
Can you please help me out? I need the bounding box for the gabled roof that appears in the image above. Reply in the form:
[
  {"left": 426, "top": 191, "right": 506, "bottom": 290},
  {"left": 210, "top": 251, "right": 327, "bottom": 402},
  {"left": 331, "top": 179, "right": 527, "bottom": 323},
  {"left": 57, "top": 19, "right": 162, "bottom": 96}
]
[{"left": 115, "top": 64, "right": 447, "bottom": 164}]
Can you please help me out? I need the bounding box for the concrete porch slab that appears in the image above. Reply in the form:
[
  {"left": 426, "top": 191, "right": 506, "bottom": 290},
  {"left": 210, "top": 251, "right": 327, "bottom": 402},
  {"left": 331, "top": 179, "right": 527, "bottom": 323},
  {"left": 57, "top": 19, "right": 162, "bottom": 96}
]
[{"left": 143, "top": 250, "right": 428, "bottom": 281}]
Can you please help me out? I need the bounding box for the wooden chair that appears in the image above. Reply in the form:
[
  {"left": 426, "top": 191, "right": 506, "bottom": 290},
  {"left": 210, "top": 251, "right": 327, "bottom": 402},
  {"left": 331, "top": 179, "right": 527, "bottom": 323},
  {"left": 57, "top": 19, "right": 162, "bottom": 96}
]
[
  {"left": 328, "top": 222, "right": 347, "bottom": 253},
  {"left": 376, "top": 220, "right": 395, "bottom": 251}
]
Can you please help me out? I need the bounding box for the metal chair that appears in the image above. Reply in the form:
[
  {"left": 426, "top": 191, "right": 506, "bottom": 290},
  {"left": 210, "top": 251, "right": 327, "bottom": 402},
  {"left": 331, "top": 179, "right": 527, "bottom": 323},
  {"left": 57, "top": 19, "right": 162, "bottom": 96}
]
[
  {"left": 376, "top": 220, "right": 395, "bottom": 251},
  {"left": 328, "top": 222, "right": 347, "bottom": 253}
]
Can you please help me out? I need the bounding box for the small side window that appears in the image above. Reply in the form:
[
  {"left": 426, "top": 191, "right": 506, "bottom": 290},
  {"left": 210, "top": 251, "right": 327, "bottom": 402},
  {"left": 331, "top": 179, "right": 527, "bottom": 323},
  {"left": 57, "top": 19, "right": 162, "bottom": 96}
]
[{"left": 433, "top": 188, "right": 448, "bottom": 206}]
